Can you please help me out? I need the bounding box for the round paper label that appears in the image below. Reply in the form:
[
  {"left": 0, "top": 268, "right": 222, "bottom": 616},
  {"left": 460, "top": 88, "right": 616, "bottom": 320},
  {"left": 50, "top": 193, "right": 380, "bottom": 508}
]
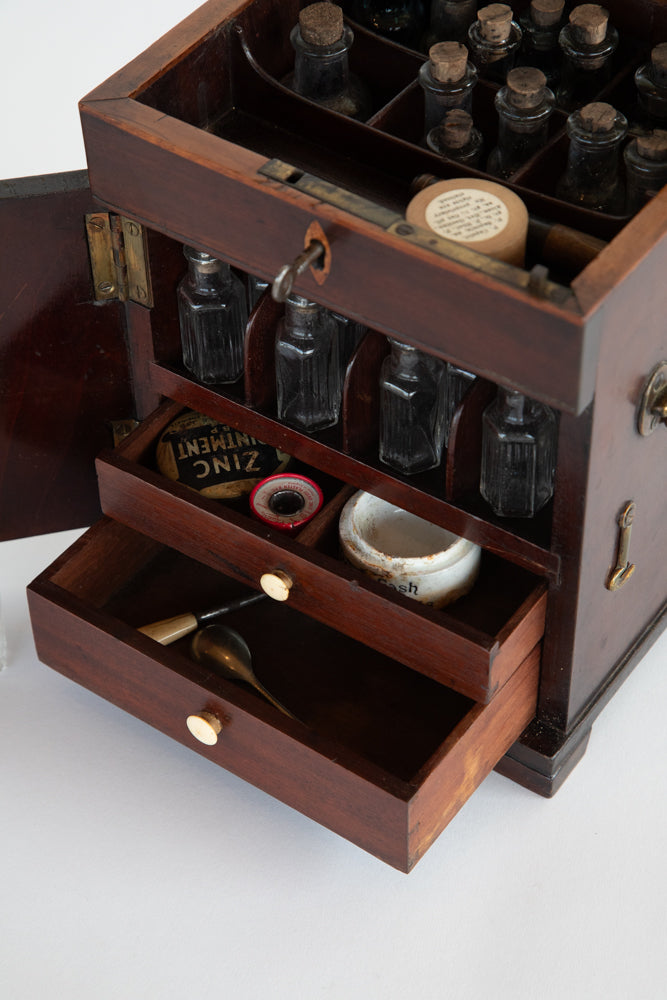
[{"left": 424, "top": 188, "right": 509, "bottom": 243}]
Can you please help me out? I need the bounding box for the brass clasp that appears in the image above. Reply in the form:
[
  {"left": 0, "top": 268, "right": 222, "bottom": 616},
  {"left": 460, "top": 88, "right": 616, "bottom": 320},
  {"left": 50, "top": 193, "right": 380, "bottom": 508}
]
[{"left": 607, "top": 501, "right": 637, "bottom": 591}]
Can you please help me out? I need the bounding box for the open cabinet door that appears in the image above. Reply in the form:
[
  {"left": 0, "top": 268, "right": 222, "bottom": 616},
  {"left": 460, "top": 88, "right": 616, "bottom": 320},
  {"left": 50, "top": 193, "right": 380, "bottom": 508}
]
[{"left": 0, "top": 171, "right": 133, "bottom": 541}]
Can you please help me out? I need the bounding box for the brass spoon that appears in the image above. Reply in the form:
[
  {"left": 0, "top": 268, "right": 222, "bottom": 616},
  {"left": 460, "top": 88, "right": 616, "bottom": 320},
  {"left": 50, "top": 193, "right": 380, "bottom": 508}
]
[{"left": 190, "top": 625, "right": 298, "bottom": 721}]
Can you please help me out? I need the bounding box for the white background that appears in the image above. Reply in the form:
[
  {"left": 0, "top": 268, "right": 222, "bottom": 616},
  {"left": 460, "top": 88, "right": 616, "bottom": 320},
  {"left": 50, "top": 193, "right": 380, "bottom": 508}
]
[{"left": 1, "top": 2, "right": 666, "bottom": 997}]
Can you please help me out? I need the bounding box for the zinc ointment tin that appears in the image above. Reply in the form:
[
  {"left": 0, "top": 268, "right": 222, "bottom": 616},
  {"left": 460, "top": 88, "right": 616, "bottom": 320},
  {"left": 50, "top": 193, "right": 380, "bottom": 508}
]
[
  {"left": 156, "top": 410, "right": 290, "bottom": 499},
  {"left": 339, "top": 491, "right": 481, "bottom": 607},
  {"left": 250, "top": 473, "right": 324, "bottom": 533}
]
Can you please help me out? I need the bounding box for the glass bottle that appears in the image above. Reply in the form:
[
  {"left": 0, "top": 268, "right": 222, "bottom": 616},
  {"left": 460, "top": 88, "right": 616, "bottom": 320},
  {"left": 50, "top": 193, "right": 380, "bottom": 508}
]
[
  {"left": 480, "top": 387, "right": 557, "bottom": 518},
  {"left": 350, "top": 0, "right": 427, "bottom": 49},
  {"left": 177, "top": 246, "right": 248, "bottom": 384},
  {"left": 423, "top": 0, "right": 478, "bottom": 47},
  {"left": 467, "top": 3, "right": 522, "bottom": 84},
  {"left": 286, "top": 2, "right": 371, "bottom": 120},
  {"left": 556, "top": 101, "right": 627, "bottom": 213},
  {"left": 634, "top": 43, "right": 667, "bottom": 131},
  {"left": 519, "top": 0, "right": 565, "bottom": 89},
  {"left": 556, "top": 4, "right": 618, "bottom": 112},
  {"left": 379, "top": 339, "right": 446, "bottom": 474},
  {"left": 419, "top": 41, "right": 478, "bottom": 134},
  {"left": 624, "top": 130, "right": 667, "bottom": 215},
  {"left": 427, "top": 107, "right": 484, "bottom": 166},
  {"left": 275, "top": 295, "right": 341, "bottom": 433},
  {"left": 487, "top": 67, "right": 555, "bottom": 179}
]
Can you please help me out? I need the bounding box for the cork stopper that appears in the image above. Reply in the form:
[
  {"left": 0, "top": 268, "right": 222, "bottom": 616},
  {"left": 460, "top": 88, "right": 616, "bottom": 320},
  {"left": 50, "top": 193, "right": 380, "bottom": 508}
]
[
  {"left": 530, "top": 0, "right": 564, "bottom": 28},
  {"left": 507, "top": 67, "right": 548, "bottom": 108},
  {"left": 651, "top": 42, "right": 667, "bottom": 85},
  {"left": 636, "top": 129, "right": 667, "bottom": 161},
  {"left": 438, "top": 109, "right": 474, "bottom": 149},
  {"left": 299, "top": 2, "right": 344, "bottom": 46},
  {"left": 579, "top": 101, "right": 617, "bottom": 132},
  {"left": 406, "top": 177, "right": 529, "bottom": 266},
  {"left": 477, "top": 4, "right": 514, "bottom": 43},
  {"left": 429, "top": 42, "right": 469, "bottom": 83},
  {"left": 569, "top": 4, "right": 609, "bottom": 46}
]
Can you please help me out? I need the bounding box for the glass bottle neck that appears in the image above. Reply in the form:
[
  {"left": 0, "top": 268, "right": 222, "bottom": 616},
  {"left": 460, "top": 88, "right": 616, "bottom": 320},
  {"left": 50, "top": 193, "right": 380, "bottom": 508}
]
[
  {"left": 188, "top": 258, "right": 231, "bottom": 295},
  {"left": 389, "top": 339, "right": 423, "bottom": 375},
  {"left": 498, "top": 388, "right": 532, "bottom": 423},
  {"left": 285, "top": 295, "right": 321, "bottom": 337}
]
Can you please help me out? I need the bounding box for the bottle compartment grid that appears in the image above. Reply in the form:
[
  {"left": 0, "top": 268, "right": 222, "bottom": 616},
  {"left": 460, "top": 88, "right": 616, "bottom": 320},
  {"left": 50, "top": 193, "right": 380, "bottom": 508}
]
[
  {"left": 145, "top": 277, "right": 558, "bottom": 569},
  {"left": 134, "top": 0, "right": 664, "bottom": 261}
]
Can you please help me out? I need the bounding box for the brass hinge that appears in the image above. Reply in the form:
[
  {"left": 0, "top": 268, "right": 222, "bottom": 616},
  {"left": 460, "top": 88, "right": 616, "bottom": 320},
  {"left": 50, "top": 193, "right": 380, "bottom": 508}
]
[{"left": 85, "top": 213, "right": 153, "bottom": 306}]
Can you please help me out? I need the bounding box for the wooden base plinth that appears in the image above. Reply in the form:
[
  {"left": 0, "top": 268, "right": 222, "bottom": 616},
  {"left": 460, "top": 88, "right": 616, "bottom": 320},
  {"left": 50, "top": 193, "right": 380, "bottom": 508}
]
[{"left": 497, "top": 603, "right": 667, "bottom": 796}]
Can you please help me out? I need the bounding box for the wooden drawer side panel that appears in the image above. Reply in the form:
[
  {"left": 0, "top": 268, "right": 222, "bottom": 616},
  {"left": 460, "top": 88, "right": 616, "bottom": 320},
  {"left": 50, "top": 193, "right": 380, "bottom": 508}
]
[{"left": 408, "top": 646, "right": 540, "bottom": 868}]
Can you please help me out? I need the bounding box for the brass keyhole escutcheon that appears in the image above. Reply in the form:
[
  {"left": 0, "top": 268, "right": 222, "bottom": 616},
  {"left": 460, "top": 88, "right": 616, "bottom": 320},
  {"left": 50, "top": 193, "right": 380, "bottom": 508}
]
[
  {"left": 606, "top": 501, "right": 637, "bottom": 592},
  {"left": 637, "top": 361, "right": 667, "bottom": 436}
]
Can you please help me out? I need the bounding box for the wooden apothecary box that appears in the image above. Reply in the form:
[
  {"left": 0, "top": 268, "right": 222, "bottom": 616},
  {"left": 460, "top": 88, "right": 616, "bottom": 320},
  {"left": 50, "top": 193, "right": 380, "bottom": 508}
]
[{"left": 2, "top": 0, "right": 666, "bottom": 870}]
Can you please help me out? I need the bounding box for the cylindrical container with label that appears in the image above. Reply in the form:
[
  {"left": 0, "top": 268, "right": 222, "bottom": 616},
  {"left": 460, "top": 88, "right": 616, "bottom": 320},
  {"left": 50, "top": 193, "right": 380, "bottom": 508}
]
[
  {"left": 249, "top": 473, "right": 324, "bottom": 533},
  {"left": 339, "top": 491, "right": 481, "bottom": 607},
  {"left": 406, "top": 176, "right": 530, "bottom": 265}
]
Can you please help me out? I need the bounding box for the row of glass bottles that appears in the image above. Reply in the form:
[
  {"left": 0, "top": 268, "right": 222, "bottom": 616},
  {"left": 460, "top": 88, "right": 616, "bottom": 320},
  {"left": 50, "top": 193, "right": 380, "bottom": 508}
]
[
  {"left": 177, "top": 261, "right": 554, "bottom": 519},
  {"left": 378, "top": 340, "right": 556, "bottom": 518},
  {"left": 177, "top": 249, "right": 364, "bottom": 405},
  {"left": 346, "top": 0, "right": 619, "bottom": 104},
  {"left": 417, "top": 34, "right": 667, "bottom": 216},
  {"left": 289, "top": 2, "right": 618, "bottom": 114}
]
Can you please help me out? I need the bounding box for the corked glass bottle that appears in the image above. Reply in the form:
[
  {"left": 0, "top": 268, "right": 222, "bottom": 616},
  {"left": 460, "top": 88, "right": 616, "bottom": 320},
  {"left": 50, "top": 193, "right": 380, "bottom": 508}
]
[
  {"left": 634, "top": 43, "right": 667, "bottom": 131},
  {"left": 487, "top": 67, "right": 555, "bottom": 179},
  {"left": 423, "top": 0, "right": 478, "bottom": 47},
  {"left": 519, "top": 0, "right": 565, "bottom": 88},
  {"left": 427, "top": 108, "right": 484, "bottom": 166},
  {"left": 467, "top": 4, "right": 522, "bottom": 85},
  {"left": 286, "top": 2, "right": 371, "bottom": 120},
  {"left": 177, "top": 247, "right": 248, "bottom": 384},
  {"left": 379, "top": 340, "right": 446, "bottom": 475},
  {"left": 624, "top": 130, "right": 667, "bottom": 215},
  {"left": 275, "top": 295, "right": 341, "bottom": 433},
  {"left": 480, "top": 388, "right": 557, "bottom": 518},
  {"left": 350, "top": 0, "right": 427, "bottom": 49},
  {"left": 419, "top": 42, "right": 478, "bottom": 134},
  {"left": 556, "top": 101, "right": 627, "bottom": 213},
  {"left": 556, "top": 4, "right": 618, "bottom": 112}
]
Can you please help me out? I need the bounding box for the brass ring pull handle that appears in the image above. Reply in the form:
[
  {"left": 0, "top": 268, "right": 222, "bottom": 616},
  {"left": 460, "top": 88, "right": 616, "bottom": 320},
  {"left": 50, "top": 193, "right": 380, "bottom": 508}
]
[{"left": 637, "top": 361, "right": 667, "bottom": 436}]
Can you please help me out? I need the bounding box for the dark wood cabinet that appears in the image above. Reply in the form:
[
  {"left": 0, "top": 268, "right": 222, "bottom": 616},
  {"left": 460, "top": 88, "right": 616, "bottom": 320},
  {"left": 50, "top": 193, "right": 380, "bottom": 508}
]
[{"left": 2, "top": 0, "right": 666, "bottom": 869}]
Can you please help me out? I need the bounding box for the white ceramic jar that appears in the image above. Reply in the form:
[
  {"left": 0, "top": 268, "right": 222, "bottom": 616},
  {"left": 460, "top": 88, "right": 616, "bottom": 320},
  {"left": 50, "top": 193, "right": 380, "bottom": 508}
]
[{"left": 338, "top": 491, "right": 481, "bottom": 608}]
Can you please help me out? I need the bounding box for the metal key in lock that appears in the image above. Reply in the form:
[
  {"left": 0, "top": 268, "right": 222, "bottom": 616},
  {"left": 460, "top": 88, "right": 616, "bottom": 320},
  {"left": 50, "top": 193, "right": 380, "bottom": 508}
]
[
  {"left": 272, "top": 240, "right": 325, "bottom": 303},
  {"left": 606, "top": 501, "right": 637, "bottom": 591}
]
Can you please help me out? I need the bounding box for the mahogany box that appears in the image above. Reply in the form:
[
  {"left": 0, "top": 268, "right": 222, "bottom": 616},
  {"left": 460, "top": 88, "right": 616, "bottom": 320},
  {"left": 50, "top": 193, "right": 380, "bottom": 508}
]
[{"left": 1, "top": 0, "right": 666, "bottom": 871}]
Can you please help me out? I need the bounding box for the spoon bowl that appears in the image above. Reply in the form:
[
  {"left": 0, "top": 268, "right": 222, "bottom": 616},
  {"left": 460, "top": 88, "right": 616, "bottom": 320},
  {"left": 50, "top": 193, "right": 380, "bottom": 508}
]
[{"left": 190, "top": 624, "right": 297, "bottom": 721}]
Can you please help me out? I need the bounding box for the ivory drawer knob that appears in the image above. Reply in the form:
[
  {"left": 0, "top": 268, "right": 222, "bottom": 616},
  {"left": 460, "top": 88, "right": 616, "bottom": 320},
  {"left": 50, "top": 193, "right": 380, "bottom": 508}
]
[
  {"left": 259, "top": 570, "right": 294, "bottom": 602},
  {"left": 186, "top": 712, "right": 223, "bottom": 746}
]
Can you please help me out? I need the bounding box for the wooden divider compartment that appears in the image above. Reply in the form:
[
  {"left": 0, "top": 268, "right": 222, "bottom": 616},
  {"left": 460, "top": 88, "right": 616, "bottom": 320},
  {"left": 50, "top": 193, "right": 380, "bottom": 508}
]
[
  {"left": 27, "top": 516, "right": 540, "bottom": 872},
  {"left": 95, "top": 398, "right": 547, "bottom": 703}
]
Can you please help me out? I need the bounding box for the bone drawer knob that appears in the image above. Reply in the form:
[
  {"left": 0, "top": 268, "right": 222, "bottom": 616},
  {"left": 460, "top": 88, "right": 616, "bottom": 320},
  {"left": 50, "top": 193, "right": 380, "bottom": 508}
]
[
  {"left": 259, "top": 570, "right": 294, "bottom": 602},
  {"left": 186, "top": 712, "right": 223, "bottom": 746}
]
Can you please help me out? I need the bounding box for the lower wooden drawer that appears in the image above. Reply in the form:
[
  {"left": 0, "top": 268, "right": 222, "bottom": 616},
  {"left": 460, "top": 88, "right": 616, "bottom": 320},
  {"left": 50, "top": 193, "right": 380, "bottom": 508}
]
[{"left": 27, "top": 518, "right": 539, "bottom": 872}]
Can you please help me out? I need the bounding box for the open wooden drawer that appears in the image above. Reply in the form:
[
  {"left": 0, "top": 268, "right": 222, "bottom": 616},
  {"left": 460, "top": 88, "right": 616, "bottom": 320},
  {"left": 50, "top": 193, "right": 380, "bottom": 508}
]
[
  {"left": 27, "top": 517, "right": 539, "bottom": 872},
  {"left": 95, "top": 399, "right": 547, "bottom": 704}
]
